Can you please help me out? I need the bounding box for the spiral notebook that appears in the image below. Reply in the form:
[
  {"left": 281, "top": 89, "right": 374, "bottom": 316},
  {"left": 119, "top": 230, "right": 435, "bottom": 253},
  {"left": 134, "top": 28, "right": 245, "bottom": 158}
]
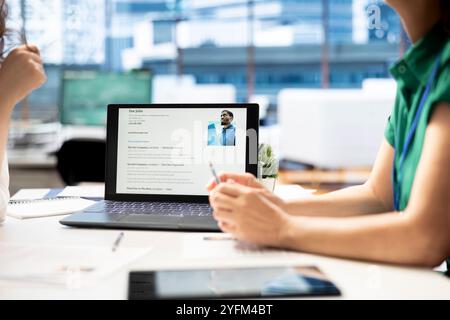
[{"left": 7, "top": 196, "right": 96, "bottom": 219}]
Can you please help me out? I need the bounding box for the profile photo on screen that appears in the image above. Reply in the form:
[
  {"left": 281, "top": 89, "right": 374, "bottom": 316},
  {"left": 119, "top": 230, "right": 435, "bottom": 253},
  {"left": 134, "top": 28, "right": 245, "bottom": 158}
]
[{"left": 207, "top": 110, "right": 236, "bottom": 146}]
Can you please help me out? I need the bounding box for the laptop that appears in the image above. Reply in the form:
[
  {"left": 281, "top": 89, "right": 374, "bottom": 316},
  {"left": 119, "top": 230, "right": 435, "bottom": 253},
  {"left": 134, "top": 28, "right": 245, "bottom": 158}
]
[{"left": 60, "top": 104, "right": 259, "bottom": 231}]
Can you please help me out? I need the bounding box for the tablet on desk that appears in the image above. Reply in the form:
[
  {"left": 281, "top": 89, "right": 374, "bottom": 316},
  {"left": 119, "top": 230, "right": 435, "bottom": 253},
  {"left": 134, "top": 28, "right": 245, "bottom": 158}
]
[{"left": 128, "top": 266, "right": 341, "bottom": 299}]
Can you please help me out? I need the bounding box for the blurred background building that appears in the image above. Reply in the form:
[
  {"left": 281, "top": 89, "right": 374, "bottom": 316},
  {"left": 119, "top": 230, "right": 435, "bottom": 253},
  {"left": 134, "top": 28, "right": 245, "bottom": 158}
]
[
  {"left": 7, "top": 0, "right": 405, "bottom": 123},
  {"left": 6, "top": 0, "right": 406, "bottom": 194}
]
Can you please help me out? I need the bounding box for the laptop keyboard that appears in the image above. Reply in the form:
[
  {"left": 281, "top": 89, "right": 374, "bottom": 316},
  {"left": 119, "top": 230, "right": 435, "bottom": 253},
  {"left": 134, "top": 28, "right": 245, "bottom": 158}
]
[{"left": 85, "top": 201, "right": 212, "bottom": 217}]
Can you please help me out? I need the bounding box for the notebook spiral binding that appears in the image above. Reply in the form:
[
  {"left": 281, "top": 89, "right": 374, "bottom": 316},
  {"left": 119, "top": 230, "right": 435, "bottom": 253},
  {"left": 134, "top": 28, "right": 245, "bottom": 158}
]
[{"left": 8, "top": 196, "right": 81, "bottom": 205}]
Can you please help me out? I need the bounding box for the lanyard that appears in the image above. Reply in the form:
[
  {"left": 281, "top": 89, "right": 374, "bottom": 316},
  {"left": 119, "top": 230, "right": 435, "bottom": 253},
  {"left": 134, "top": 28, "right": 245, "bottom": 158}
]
[{"left": 392, "top": 55, "right": 441, "bottom": 211}]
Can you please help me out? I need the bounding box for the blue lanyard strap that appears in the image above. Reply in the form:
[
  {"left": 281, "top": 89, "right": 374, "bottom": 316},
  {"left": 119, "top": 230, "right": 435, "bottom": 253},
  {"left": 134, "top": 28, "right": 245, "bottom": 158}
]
[{"left": 393, "top": 54, "right": 441, "bottom": 211}]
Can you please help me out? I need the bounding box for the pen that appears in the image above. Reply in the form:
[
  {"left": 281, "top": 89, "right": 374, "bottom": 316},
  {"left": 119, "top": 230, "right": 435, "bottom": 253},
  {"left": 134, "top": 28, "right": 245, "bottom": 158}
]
[
  {"left": 203, "top": 236, "right": 236, "bottom": 241},
  {"left": 112, "top": 232, "right": 124, "bottom": 252},
  {"left": 209, "top": 162, "right": 221, "bottom": 185}
]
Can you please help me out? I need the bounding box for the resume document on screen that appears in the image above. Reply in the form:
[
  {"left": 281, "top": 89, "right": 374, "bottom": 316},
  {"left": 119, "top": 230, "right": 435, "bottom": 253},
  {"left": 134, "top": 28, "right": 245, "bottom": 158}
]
[{"left": 116, "top": 108, "right": 247, "bottom": 196}]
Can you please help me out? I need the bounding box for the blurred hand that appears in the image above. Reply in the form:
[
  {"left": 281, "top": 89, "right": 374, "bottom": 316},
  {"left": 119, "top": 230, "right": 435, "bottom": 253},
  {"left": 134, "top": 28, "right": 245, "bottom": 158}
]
[
  {"left": 0, "top": 45, "right": 46, "bottom": 110},
  {"left": 207, "top": 172, "right": 262, "bottom": 190},
  {"left": 207, "top": 172, "right": 286, "bottom": 209},
  {"left": 209, "top": 181, "right": 291, "bottom": 247}
]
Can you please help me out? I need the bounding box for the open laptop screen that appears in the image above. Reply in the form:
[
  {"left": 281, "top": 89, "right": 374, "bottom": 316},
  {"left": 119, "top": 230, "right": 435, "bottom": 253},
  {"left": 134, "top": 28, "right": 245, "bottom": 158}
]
[{"left": 106, "top": 104, "right": 259, "bottom": 202}]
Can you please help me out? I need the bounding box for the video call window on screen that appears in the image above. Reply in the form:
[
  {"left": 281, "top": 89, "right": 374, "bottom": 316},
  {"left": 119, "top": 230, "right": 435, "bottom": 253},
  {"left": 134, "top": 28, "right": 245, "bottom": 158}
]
[{"left": 207, "top": 110, "right": 236, "bottom": 147}]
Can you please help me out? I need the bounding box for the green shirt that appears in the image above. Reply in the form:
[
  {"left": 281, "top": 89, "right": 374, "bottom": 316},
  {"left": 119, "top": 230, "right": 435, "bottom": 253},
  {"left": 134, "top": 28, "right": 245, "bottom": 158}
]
[{"left": 384, "top": 25, "right": 450, "bottom": 271}]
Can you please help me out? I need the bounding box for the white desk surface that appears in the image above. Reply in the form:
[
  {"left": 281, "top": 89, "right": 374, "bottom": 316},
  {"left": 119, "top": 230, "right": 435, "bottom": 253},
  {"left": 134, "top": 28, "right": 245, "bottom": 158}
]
[{"left": 1, "top": 185, "right": 449, "bottom": 300}]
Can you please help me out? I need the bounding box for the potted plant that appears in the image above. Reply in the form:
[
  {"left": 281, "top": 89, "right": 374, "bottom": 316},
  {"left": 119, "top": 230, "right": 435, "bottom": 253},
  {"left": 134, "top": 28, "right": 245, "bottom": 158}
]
[{"left": 258, "top": 143, "right": 279, "bottom": 191}]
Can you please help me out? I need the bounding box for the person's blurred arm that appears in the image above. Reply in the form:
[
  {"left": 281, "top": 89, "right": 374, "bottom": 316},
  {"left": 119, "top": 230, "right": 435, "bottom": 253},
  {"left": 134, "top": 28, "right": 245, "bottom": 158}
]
[
  {"left": 283, "top": 140, "right": 394, "bottom": 217},
  {"left": 0, "top": 45, "right": 47, "bottom": 222},
  {"left": 280, "top": 104, "right": 450, "bottom": 266},
  {"left": 0, "top": 86, "right": 13, "bottom": 223},
  {"left": 210, "top": 103, "right": 450, "bottom": 267},
  {"left": 0, "top": 152, "right": 9, "bottom": 223},
  {"left": 207, "top": 140, "right": 394, "bottom": 217}
]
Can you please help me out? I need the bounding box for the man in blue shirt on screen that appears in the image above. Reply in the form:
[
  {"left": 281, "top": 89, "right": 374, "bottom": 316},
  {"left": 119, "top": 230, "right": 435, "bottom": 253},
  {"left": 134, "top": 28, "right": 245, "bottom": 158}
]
[{"left": 219, "top": 110, "right": 236, "bottom": 146}]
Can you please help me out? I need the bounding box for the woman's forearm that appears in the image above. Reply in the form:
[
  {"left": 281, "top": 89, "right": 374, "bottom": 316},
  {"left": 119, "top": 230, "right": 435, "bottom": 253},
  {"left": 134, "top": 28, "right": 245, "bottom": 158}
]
[
  {"left": 0, "top": 107, "right": 11, "bottom": 168},
  {"left": 280, "top": 212, "right": 446, "bottom": 267},
  {"left": 284, "top": 184, "right": 389, "bottom": 217},
  {"left": 0, "top": 104, "right": 12, "bottom": 223},
  {"left": 0, "top": 106, "right": 12, "bottom": 171}
]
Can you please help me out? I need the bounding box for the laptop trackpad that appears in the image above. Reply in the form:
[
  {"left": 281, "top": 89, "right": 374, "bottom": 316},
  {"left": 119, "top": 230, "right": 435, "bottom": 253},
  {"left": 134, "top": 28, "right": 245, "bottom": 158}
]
[
  {"left": 178, "top": 216, "right": 219, "bottom": 229},
  {"left": 121, "top": 215, "right": 181, "bottom": 225}
]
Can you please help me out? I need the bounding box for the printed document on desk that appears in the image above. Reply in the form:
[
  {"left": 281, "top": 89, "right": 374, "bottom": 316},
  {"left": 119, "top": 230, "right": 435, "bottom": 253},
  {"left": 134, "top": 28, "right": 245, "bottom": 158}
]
[
  {"left": 58, "top": 185, "right": 105, "bottom": 199},
  {"left": 0, "top": 243, "right": 151, "bottom": 287},
  {"left": 183, "top": 234, "right": 299, "bottom": 260},
  {"left": 10, "top": 188, "right": 51, "bottom": 201},
  {"left": 274, "top": 184, "right": 315, "bottom": 200}
]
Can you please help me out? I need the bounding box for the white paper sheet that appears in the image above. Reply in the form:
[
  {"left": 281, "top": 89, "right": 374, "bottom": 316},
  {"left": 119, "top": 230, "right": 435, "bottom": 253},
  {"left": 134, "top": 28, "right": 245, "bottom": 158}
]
[
  {"left": 7, "top": 197, "right": 96, "bottom": 219},
  {"left": 0, "top": 243, "right": 151, "bottom": 288},
  {"left": 10, "top": 189, "right": 51, "bottom": 201},
  {"left": 183, "top": 234, "right": 299, "bottom": 259},
  {"left": 274, "top": 184, "right": 315, "bottom": 200},
  {"left": 58, "top": 185, "right": 105, "bottom": 198}
]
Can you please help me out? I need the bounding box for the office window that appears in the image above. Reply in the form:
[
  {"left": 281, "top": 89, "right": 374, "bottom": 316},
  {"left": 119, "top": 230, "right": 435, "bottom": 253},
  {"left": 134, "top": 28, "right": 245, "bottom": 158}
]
[{"left": 6, "top": 0, "right": 404, "bottom": 121}]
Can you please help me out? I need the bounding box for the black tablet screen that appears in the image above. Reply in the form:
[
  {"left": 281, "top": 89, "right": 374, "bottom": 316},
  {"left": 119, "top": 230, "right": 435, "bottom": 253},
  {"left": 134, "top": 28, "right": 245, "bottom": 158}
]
[{"left": 129, "top": 266, "right": 340, "bottom": 299}]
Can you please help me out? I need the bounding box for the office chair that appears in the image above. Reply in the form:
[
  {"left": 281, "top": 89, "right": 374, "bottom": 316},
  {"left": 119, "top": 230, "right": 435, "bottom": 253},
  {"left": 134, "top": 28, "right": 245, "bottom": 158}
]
[{"left": 56, "top": 138, "right": 106, "bottom": 186}]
